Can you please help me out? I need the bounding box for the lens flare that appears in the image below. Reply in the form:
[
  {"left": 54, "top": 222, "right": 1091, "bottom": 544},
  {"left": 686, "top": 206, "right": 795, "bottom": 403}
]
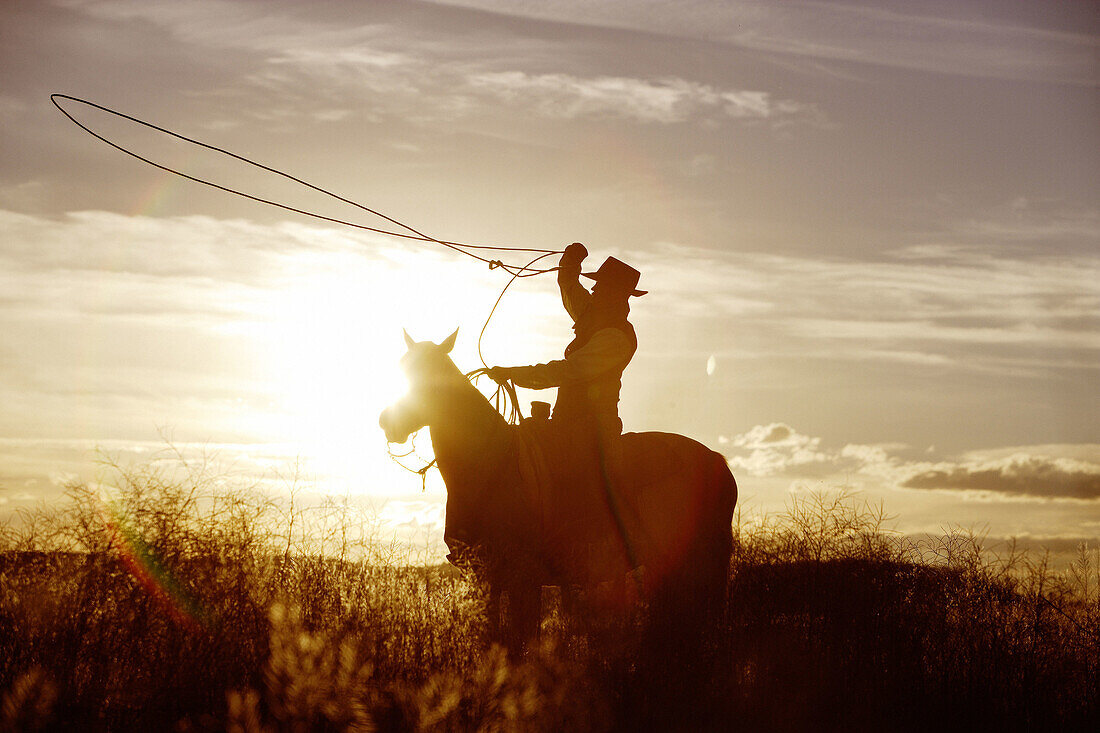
[{"left": 101, "top": 503, "right": 208, "bottom": 633}]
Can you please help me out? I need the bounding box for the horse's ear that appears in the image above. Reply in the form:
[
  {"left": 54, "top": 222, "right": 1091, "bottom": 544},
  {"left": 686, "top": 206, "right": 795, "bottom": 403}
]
[
  {"left": 403, "top": 329, "right": 415, "bottom": 350},
  {"left": 439, "top": 328, "right": 458, "bottom": 354}
]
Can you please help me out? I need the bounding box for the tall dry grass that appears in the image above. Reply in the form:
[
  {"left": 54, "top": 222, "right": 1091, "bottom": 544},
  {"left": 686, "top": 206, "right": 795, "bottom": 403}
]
[
  {"left": 725, "top": 492, "right": 1099, "bottom": 731},
  {"left": 0, "top": 459, "right": 1097, "bottom": 731}
]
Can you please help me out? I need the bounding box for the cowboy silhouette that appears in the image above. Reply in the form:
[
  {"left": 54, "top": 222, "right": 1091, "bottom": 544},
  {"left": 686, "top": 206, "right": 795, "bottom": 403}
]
[{"left": 489, "top": 242, "right": 646, "bottom": 441}]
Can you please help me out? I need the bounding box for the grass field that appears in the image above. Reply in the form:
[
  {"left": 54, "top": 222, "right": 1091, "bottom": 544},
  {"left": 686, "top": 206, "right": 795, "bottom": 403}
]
[{"left": 1, "top": 457, "right": 1097, "bottom": 732}]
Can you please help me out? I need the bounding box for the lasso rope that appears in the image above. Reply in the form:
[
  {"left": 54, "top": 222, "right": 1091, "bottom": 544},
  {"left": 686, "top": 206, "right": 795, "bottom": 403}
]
[
  {"left": 476, "top": 250, "right": 558, "bottom": 370},
  {"left": 52, "top": 93, "right": 563, "bottom": 487},
  {"left": 465, "top": 368, "right": 525, "bottom": 424},
  {"left": 386, "top": 249, "right": 551, "bottom": 488},
  {"left": 50, "top": 94, "right": 562, "bottom": 276}
]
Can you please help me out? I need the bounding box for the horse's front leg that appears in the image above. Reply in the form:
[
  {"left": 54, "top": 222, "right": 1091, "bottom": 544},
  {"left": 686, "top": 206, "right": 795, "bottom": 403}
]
[
  {"left": 504, "top": 582, "right": 541, "bottom": 659},
  {"left": 484, "top": 584, "right": 502, "bottom": 643}
]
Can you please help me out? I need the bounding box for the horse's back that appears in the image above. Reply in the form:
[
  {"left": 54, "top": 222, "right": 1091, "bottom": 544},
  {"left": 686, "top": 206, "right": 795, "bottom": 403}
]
[
  {"left": 621, "top": 430, "right": 733, "bottom": 482},
  {"left": 620, "top": 431, "right": 736, "bottom": 514}
]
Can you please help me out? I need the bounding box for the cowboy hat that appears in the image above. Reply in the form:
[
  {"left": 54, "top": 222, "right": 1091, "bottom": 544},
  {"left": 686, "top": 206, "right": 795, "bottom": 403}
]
[{"left": 581, "top": 256, "right": 647, "bottom": 297}]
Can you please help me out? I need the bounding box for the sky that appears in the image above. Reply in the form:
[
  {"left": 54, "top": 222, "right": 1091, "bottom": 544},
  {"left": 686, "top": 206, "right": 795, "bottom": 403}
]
[{"left": 1, "top": 0, "right": 1098, "bottom": 556}]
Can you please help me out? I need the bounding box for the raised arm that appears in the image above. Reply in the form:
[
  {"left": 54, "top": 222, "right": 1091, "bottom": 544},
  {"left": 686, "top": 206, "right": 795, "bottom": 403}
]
[{"left": 557, "top": 242, "right": 591, "bottom": 323}]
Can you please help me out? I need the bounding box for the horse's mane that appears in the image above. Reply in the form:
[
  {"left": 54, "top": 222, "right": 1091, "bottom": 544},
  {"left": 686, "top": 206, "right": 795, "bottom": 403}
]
[{"left": 430, "top": 353, "right": 510, "bottom": 435}]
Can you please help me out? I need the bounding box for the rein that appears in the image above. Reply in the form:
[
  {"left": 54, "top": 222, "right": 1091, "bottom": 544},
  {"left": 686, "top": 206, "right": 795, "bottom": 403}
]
[{"left": 386, "top": 434, "right": 438, "bottom": 492}]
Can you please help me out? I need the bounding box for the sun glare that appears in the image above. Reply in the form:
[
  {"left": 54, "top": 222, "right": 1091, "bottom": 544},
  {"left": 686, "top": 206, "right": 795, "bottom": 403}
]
[
  {"left": 254, "top": 256, "right": 425, "bottom": 492},
  {"left": 244, "top": 247, "right": 523, "bottom": 496}
]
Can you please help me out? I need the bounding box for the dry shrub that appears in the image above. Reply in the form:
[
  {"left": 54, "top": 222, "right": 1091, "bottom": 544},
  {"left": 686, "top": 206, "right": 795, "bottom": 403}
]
[
  {"left": 0, "top": 459, "right": 1097, "bottom": 731},
  {"left": 217, "top": 606, "right": 591, "bottom": 733},
  {"left": 726, "top": 491, "right": 1099, "bottom": 732},
  {"left": 0, "top": 668, "right": 56, "bottom": 733}
]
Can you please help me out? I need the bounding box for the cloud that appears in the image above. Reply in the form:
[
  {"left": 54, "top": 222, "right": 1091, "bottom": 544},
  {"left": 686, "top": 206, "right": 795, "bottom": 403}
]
[
  {"left": 0, "top": 181, "right": 46, "bottom": 211},
  {"left": 376, "top": 499, "right": 446, "bottom": 535},
  {"left": 0, "top": 95, "right": 29, "bottom": 119},
  {"left": 901, "top": 451, "right": 1100, "bottom": 500},
  {"left": 60, "top": 0, "right": 816, "bottom": 128},
  {"left": 242, "top": 46, "right": 815, "bottom": 127},
  {"left": 4, "top": 207, "right": 1096, "bottom": 444},
  {"left": 734, "top": 422, "right": 794, "bottom": 448},
  {"left": 430, "top": 0, "right": 1100, "bottom": 85},
  {"left": 635, "top": 235, "right": 1100, "bottom": 372},
  {"left": 727, "top": 423, "right": 837, "bottom": 477},
  {"left": 0, "top": 209, "right": 410, "bottom": 324},
  {"left": 0, "top": 206, "right": 569, "bottom": 451},
  {"left": 955, "top": 207, "right": 1100, "bottom": 247},
  {"left": 270, "top": 46, "right": 413, "bottom": 73},
  {"left": 725, "top": 423, "right": 1100, "bottom": 503},
  {"left": 0, "top": 435, "right": 453, "bottom": 561},
  {"left": 0, "top": 436, "right": 336, "bottom": 496},
  {"left": 48, "top": 470, "right": 79, "bottom": 487},
  {"left": 465, "top": 72, "right": 810, "bottom": 124}
]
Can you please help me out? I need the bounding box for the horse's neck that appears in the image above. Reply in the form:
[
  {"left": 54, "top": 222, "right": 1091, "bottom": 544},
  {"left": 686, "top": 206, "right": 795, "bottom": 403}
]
[{"left": 429, "top": 376, "right": 512, "bottom": 480}]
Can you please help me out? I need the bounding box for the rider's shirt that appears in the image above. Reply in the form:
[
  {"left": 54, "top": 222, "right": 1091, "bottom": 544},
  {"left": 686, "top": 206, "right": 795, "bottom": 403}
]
[{"left": 505, "top": 329, "right": 634, "bottom": 389}]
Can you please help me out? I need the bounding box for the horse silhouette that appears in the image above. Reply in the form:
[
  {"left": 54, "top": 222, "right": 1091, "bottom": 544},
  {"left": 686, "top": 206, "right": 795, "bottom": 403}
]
[{"left": 379, "top": 330, "right": 737, "bottom": 653}]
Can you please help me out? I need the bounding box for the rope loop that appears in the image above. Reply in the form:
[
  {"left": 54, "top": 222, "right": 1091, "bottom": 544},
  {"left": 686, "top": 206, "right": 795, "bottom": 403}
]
[
  {"left": 50, "top": 93, "right": 565, "bottom": 274},
  {"left": 50, "top": 94, "right": 592, "bottom": 493},
  {"left": 465, "top": 368, "right": 524, "bottom": 425}
]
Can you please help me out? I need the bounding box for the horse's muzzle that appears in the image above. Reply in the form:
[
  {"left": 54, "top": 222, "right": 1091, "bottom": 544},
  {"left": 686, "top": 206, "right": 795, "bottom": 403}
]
[
  {"left": 379, "top": 407, "right": 408, "bottom": 444},
  {"left": 379, "top": 408, "right": 396, "bottom": 442}
]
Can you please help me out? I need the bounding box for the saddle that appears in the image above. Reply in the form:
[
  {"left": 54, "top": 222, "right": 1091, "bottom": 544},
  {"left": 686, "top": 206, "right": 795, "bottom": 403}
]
[
  {"left": 511, "top": 415, "right": 691, "bottom": 580},
  {"left": 446, "top": 407, "right": 704, "bottom": 581}
]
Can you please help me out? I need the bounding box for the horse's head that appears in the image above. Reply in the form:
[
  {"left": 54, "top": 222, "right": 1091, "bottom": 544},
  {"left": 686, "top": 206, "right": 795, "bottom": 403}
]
[{"left": 378, "top": 328, "right": 460, "bottom": 443}]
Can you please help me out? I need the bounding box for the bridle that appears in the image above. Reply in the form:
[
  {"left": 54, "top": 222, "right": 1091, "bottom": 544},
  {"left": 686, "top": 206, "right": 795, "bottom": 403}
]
[{"left": 386, "top": 433, "right": 438, "bottom": 492}]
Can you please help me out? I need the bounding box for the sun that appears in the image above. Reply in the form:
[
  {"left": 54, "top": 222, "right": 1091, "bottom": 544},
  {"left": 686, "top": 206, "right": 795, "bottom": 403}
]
[
  {"left": 244, "top": 246, "right": 518, "bottom": 494},
  {"left": 264, "top": 267, "right": 414, "bottom": 489}
]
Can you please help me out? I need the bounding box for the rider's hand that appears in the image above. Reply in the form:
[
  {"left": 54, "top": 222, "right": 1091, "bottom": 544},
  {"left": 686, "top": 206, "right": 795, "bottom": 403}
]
[
  {"left": 559, "top": 242, "right": 587, "bottom": 269},
  {"left": 487, "top": 366, "right": 513, "bottom": 383}
]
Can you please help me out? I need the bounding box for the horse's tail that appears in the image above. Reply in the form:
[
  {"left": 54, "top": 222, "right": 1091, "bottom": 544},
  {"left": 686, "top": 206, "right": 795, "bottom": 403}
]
[
  {"left": 646, "top": 447, "right": 735, "bottom": 651},
  {"left": 713, "top": 450, "right": 737, "bottom": 563},
  {"left": 697, "top": 449, "right": 736, "bottom": 596}
]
